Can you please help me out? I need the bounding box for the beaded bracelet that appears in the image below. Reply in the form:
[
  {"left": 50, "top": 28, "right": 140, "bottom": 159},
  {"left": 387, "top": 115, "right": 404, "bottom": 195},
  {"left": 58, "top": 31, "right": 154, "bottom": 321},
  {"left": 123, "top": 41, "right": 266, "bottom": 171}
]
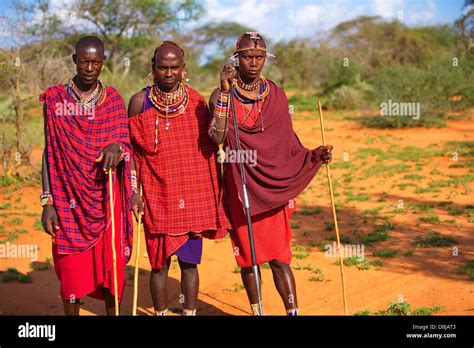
[
  {"left": 215, "top": 92, "right": 229, "bottom": 119},
  {"left": 212, "top": 126, "right": 226, "bottom": 132},
  {"left": 131, "top": 170, "right": 139, "bottom": 195},
  {"left": 40, "top": 192, "right": 53, "bottom": 207}
]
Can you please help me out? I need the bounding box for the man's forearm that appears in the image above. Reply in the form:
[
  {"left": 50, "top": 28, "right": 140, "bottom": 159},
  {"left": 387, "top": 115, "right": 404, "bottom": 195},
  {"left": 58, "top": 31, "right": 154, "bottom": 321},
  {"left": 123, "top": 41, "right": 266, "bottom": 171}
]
[
  {"left": 208, "top": 116, "right": 228, "bottom": 144},
  {"left": 208, "top": 91, "right": 230, "bottom": 144}
]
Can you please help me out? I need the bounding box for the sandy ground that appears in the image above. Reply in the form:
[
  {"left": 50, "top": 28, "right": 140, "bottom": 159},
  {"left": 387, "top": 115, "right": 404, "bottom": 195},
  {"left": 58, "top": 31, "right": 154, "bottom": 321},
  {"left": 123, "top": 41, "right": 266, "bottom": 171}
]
[{"left": 0, "top": 112, "right": 473, "bottom": 316}]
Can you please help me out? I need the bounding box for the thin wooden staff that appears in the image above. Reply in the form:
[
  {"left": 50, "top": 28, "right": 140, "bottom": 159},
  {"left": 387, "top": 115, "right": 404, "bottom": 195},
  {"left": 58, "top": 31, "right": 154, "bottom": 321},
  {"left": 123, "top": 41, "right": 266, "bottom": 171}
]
[
  {"left": 108, "top": 170, "right": 120, "bottom": 316},
  {"left": 318, "top": 101, "right": 349, "bottom": 315},
  {"left": 132, "top": 185, "right": 143, "bottom": 316}
]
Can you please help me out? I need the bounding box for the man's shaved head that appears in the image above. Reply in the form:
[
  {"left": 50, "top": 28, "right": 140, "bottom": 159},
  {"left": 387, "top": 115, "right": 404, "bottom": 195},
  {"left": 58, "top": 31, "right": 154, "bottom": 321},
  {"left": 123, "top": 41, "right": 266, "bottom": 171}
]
[
  {"left": 75, "top": 36, "right": 105, "bottom": 57},
  {"left": 152, "top": 41, "right": 184, "bottom": 66}
]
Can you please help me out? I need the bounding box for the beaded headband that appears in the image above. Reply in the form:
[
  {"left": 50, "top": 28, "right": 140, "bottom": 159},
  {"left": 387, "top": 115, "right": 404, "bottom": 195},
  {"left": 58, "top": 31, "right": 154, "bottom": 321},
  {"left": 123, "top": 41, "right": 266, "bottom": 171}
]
[{"left": 232, "top": 32, "right": 276, "bottom": 59}]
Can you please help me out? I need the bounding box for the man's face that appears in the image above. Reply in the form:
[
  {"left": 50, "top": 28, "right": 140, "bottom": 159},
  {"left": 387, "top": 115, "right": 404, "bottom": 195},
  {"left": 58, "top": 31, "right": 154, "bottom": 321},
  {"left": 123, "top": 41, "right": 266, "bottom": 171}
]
[
  {"left": 73, "top": 46, "right": 105, "bottom": 85},
  {"left": 238, "top": 49, "right": 266, "bottom": 80},
  {"left": 153, "top": 51, "right": 184, "bottom": 92}
]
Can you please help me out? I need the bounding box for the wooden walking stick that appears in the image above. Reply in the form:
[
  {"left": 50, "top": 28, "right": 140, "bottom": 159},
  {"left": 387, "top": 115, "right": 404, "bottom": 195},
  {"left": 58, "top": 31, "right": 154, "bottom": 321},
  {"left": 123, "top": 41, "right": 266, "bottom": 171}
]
[
  {"left": 318, "top": 101, "right": 349, "bottom": 315},
  {"left": 132, "top": 185, "right": 142, "bottom": 316},
  {"left": 108, "top": 170, "right": 120, "bottom": 316}
]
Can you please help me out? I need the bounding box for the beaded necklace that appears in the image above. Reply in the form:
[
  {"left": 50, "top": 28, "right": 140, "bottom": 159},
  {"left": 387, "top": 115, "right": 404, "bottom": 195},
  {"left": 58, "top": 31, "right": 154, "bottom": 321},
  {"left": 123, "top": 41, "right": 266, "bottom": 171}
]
[
  {"left": 237, "top": 74, "right": 260, "bottom": 91},
  {"left": 147, "top": 82, "right": 189, "bottom": 152},
  {"left": 67, "top": 78, "right": 106, "bottom": 110},
  {"left": 233, "top": 75, "right": 269, "bottom": 102},
  {"left": 232, "top": 76, "right": 269, "bottom": 131}
]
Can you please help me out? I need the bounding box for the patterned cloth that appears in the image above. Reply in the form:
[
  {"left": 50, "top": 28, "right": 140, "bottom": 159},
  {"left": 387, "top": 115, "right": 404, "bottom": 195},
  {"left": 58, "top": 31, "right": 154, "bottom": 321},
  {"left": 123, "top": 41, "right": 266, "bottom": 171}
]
[
  {"left": 52, "top": 173, "right": 126, "bottom": 301},
  {"left": 129, "top": 85, "right": 231, "bottom": 269},
  {"left": 145, "top": 236, "right": 203, "bottom": 267},
  {"left": 225, "top": 95, "right": 295, "bottom": 267},
  {"left": 40, "top": 85, "right": 133, "bottom": 262},
  {"left": 226, "top": 79, "right": 325, "bottom": 217}
]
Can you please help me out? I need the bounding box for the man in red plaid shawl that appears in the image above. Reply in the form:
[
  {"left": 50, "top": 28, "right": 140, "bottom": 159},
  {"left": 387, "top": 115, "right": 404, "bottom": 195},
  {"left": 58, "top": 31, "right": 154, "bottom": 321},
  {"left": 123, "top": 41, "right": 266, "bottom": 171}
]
[
  {"left": 40, "top": 36, "right": 133, "bottom": 315},
  {"left": 128, "top": 41, "right": 230, "bottom": 316}
]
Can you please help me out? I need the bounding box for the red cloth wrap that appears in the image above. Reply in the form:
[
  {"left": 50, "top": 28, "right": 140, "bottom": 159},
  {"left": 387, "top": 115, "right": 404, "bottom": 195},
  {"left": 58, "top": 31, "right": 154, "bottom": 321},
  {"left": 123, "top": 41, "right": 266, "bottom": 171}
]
[
  {"left": 40, "top": 85, "right": 133, "bottom": 262},
  {"left": 128, "top": 86, "right": 231, "bottom": 269}
]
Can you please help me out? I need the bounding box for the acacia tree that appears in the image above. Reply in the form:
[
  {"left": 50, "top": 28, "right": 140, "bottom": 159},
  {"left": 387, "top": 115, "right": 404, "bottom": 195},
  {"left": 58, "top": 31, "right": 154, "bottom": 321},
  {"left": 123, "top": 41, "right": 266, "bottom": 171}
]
[{"left": 193, "top": 22, "right": 256, "bottom": 85}]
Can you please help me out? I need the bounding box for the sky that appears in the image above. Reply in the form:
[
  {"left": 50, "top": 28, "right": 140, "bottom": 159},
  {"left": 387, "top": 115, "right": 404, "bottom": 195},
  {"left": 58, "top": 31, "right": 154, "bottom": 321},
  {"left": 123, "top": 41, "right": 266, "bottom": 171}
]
[
  {"left": 0, "top": 0, "right": 467, "bottom": 45},
  {"left": 201, "top": 0, "right": 466, "bottom": 41}
]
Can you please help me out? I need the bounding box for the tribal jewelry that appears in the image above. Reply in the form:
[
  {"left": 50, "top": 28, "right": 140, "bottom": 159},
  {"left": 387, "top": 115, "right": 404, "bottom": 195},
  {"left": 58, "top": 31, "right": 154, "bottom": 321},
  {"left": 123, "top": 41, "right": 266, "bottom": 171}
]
[
  {"left": 237, "top": 74, "right": 260, "bottom": 91},
  {"left": 131, "top": 170, "right": 139, "bottom": 195},
  {"left": 182, "top": 308, "right": 197, "bottom": 316},
  {"left": 148, "top": 83, "right": 189, "bottom": 132},
  {"left": 67, "top": 78, "right": 106, "bottom": 109},
  {"left": 232, "top": 77, "right": 269, "bottom": 131},
  {"left": 232, "top": 75, "right": 269, "bottom": 102},
  {"left": 250, "top": 303, "right": 264, "bottom": 316},
  {"left": 148, "top": 83, "right": 189, "bottom": 152},
  {"left": 154, "top": 308, "right": 168, "bottom": 316},
  {"left": 286, "top": 308, "right": 299, "bottom": 316},
  {"left": 215, "top": 92, "right": 229, "bottom": 119},
  {"left": 40, "top": 192, "right": 53, "bottom": 207}
]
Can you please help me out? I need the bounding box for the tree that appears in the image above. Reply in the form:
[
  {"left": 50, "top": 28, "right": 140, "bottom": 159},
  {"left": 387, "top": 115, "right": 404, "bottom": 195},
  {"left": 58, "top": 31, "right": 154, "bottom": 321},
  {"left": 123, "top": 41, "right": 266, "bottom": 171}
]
[
  {"left": 194, "top": 22, "right": 257, "bottom": 81},
  {"left": 73, "top": 0, "right": 204, "bottom": 71},
  {"left": 0, "top": 0, "right": 72, "bottom": 173},
  {"left": 462, "top": 0, "right": 474, "bottom": 49}
]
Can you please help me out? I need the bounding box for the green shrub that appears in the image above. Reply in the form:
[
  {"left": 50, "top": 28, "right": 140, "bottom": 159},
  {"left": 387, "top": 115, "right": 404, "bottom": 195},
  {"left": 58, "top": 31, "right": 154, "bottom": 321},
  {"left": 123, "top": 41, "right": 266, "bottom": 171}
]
[{"left": 326, "top": 83, "right": 369, "bottom": 110}]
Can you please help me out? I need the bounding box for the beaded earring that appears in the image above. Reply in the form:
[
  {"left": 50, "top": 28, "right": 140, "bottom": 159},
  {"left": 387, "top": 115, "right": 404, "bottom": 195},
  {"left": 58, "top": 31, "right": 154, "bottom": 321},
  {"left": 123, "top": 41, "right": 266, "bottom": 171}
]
[{"left": 182, "top": 71, "right": 190, "bottom": 83}]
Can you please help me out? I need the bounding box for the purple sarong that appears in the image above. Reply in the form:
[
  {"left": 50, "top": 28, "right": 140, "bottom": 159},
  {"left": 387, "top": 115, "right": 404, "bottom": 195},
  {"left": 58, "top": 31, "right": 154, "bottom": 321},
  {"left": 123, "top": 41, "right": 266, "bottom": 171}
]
[{"left": 174, "top": 237, "right": 203, "bottom": 264}]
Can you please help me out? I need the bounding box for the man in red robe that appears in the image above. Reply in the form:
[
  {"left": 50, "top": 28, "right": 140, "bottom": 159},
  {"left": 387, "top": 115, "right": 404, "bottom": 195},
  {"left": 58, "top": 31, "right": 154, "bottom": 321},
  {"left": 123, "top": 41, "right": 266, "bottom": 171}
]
[
  {"left": 128, "top": 41, "right": 230, "bottom": 316},
  {"left": 208, "top": 32, "right": 333, "bottom": 316},
  {"left": 40, "top": 36, "right": 133, "bottom": 315}
]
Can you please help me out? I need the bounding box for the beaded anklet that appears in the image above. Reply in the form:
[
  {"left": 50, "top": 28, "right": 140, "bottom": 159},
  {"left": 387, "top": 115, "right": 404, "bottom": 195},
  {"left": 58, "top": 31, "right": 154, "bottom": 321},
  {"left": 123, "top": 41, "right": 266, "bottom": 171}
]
[
  {"left": 250, "top": 303, "right": 264, "bottom": 316},
  {"left": 154, "top": 308, "right": 168, "bottom": 316},
  {"left": 286, "top": 308, "right": 299, "bottom": 316},
  {"left": 183, "top": 308, "right": 196, "bottom": 316}
]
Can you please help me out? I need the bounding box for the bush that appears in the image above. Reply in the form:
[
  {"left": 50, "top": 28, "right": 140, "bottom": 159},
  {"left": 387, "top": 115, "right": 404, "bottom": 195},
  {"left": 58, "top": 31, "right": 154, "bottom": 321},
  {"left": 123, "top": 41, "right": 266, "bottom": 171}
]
[
  {"left": 326, "top": 83, "right": 369, "bottom": 110},
  {"left": 361, "top": 58, "right": 474, "bottom": 128}
]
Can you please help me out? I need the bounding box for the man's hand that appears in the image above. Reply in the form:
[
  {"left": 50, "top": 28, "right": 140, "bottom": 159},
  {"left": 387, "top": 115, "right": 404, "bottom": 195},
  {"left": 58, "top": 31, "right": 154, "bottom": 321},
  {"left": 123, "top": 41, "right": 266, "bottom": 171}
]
[
  {"left": 321, "top": 144, "right": 333, "bottom": 164},
  {"left": 132, "top": 193, "right": 144, "bottom": 222},
  {"left": 95, "top": 142, "right": 123, "bottom": 172},
  {"left": 41, "top": 205, "right": 59, "bottom": 243},
  {"left": 220, "top": 64, "right": 236, "bottom": 93}
]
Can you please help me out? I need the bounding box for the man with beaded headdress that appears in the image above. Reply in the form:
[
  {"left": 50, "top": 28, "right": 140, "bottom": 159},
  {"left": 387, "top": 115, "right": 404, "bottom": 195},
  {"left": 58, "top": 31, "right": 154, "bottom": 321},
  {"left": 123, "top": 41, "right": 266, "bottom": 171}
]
[
  {"left": 128, "top": 41, "right": 231, "bottom": 316},
  {"left": 208, "top": 32, "right": 333, "bottom": 316},
  {"left": 40, "top": 36, "right": 133, "bottom": 315}
]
